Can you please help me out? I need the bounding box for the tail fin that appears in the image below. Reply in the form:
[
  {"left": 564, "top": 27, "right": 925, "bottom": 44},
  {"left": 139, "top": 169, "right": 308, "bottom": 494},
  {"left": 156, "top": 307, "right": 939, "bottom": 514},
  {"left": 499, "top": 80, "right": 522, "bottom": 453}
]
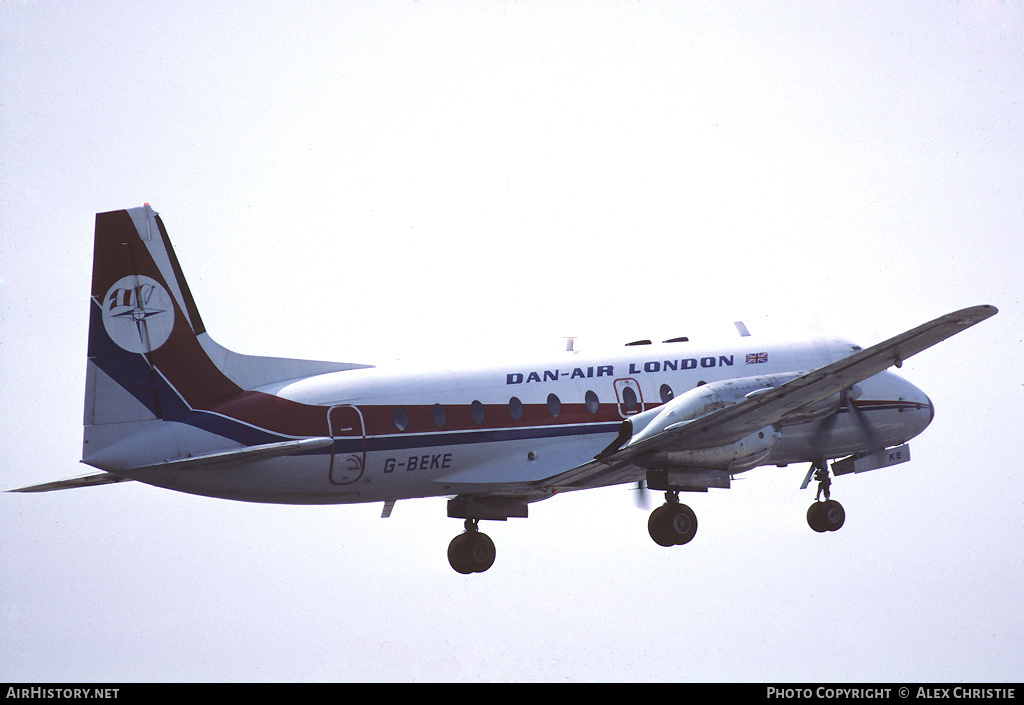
[{"left": 83, "top": 205, "right": 370, "bottom": 463}]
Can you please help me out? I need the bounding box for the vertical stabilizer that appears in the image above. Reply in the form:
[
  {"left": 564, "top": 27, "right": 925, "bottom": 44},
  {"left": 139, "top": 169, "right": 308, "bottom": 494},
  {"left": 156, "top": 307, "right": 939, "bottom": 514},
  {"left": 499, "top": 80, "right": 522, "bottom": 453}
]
[
  {"left": 83, "top": 206, "right": 234, "bottom": 461},
  {"left": 83, "top": 206, "right": 371, "bottom": 464}
]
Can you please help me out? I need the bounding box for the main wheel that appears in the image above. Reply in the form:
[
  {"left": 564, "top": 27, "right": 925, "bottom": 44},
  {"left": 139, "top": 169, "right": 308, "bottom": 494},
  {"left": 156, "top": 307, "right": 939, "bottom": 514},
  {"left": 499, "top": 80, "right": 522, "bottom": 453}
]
[
  {"left": 666, "top": 503, "right": 698, "bottom": 545},
  {"left": 648, "top": 503, "right": 698, "bottom": 546},
  {"left": 447, "top": 531, "right": 496, "bottom": 574},
  {"left": 648, "top": 505, "right": 676, "bottom": 547}
]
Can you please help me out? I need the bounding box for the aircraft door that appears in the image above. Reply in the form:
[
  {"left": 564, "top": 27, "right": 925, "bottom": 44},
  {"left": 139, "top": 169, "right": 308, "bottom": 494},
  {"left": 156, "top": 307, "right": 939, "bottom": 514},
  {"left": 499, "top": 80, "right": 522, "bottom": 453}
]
[
  {"left": 328, "top": 404, "right": 366, "bottom": 485},
  {"left": 613, "top": 378, "right": 644, "bottom": 417}
]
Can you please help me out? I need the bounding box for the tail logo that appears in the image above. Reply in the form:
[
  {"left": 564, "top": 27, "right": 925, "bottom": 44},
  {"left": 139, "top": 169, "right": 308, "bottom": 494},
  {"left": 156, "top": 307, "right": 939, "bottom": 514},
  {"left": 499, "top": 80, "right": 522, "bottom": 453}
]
[{"left": 101, "top": 275, "right": 175, "bottom": 353}]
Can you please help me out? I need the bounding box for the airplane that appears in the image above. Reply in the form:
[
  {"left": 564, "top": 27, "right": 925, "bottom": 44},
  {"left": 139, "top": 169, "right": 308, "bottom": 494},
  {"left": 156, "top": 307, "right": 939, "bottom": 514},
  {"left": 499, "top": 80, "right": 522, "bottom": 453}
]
[{"left": 10, "top": 205, "right": 997, "bottom": 574}]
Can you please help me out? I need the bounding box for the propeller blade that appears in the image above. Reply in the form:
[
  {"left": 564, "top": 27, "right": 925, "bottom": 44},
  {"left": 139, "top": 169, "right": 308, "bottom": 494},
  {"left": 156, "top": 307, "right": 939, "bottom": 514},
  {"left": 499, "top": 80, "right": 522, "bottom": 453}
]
[
  {"left": 809, "top": 385, "right": 875, "bottom": 460},
  {"left": 810, "top": 399, "right": 841, "bottom": 458},
  {"left": 844, "top": 392, "right": 883, "bottom": 453}
]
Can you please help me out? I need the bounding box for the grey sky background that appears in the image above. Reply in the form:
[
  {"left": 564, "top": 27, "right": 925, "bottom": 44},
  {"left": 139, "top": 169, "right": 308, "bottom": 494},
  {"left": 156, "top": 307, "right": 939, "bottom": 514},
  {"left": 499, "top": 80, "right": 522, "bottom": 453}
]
[{"left": 2, "top": 1, "right": 1022, "bottom": 682}]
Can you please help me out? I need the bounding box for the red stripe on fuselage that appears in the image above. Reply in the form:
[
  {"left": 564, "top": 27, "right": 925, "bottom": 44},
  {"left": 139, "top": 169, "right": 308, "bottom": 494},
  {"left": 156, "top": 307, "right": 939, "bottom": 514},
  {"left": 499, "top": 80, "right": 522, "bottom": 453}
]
[{"left": 210, "top": 390, "right": 330, "bottom": 437}]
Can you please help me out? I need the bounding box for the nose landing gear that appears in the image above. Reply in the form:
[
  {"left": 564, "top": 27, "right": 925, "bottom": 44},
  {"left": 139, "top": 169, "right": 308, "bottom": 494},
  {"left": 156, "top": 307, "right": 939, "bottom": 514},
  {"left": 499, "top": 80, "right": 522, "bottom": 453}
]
[{"left": 806, "top": 462, "right": 846, "bottom": 533}]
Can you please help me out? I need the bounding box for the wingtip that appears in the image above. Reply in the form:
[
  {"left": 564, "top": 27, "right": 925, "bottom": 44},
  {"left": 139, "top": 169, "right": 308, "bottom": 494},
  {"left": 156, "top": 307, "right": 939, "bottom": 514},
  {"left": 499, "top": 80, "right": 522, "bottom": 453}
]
[
  {"left": 946, "top": 304, "right": 998, "bottom": 325},
  {"left": 967, "top": 304, "right": 999, "bottom": 321}
]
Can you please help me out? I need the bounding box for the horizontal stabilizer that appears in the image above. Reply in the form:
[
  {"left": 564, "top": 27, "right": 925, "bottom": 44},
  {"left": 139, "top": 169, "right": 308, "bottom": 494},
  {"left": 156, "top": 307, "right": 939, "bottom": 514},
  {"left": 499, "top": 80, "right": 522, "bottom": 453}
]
[
  {"left": 8, "top": 472, "right": 132, "bottom": 493},
  {"left": 11, "top": 437, "right": 334, "bottom": 493},
  {"left": 126, "top": 436, "right": 334, "bottom": 473}
]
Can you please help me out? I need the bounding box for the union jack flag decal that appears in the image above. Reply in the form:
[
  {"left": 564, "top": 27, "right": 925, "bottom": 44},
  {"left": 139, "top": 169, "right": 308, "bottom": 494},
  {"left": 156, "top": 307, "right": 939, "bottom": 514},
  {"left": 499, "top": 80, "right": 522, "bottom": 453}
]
[{"left": 746, "top": 352, "right": 768, "bottom": 364}]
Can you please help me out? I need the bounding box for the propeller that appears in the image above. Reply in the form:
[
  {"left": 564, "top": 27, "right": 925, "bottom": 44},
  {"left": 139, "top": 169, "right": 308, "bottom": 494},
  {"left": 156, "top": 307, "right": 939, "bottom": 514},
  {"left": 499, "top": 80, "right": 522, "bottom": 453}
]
[
  {"left": 804, "top": 385, "right": 881, "bottom": 488},
  {"left": 842, "top": 387, "right": 882, "bottom": 454},
  {"left": 808, "top": 395, "right": 842, "bottom": 461}
]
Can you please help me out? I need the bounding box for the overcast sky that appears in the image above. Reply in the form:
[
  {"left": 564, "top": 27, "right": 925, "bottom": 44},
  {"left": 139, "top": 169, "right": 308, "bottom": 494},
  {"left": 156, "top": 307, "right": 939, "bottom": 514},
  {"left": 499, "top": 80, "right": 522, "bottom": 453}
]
[{"left": 2, "top": 1, "right": 1021, "bottom": 682}]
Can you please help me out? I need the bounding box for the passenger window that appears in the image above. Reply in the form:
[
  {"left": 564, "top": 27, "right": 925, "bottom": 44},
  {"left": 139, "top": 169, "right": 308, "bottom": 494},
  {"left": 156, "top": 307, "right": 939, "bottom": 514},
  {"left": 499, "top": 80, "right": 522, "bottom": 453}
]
[
  {"left": 432, "top": 403, "right": 447, "bottom": 428},
  {"left": 393, "top": 407, "right": 408, "bottom": 431},
  {"left": 547, "top": 393, "right": 561, "bottom": 417},
  {"left": 508, "top": 396, "right": 524, "bottom": 421},
  {"left": 585, "top": 390, "right": 600, "bottom": 414},
  {"left": 471, "top": 400, "right": 485, "bottom": 424},
  {"left": 660, "top": 384, "right": 674, "bottom": 403},
  {"left": 622, "top": 386, "right": 638, "bottom": 412}
]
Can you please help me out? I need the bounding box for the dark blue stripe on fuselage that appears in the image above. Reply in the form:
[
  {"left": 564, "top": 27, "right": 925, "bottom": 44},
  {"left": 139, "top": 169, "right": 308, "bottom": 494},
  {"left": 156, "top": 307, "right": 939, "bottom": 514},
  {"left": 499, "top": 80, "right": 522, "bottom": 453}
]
[{"left": 358, "top": 421, "right": 622, "bottom": 453}]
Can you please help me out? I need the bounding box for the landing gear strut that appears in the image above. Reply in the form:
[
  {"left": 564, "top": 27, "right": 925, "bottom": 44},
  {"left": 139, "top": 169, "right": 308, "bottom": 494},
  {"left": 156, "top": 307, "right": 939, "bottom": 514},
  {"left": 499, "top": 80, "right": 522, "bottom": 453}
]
[
  {"left": 447, "top": 519, "right": 496, "bottom": 574},
  {"left": 648, "top": 491, "right": 698, "bottom": 547},
  {"left": 806, "top": 462, "right": 845, "bottom": 533}
]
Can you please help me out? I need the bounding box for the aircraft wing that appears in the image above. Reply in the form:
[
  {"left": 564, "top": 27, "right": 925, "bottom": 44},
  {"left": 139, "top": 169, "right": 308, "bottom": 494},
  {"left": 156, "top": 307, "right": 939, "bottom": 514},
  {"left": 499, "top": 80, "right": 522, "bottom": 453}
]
[{"left": 531, "top": 304, "right": 997, "bottom": 492}]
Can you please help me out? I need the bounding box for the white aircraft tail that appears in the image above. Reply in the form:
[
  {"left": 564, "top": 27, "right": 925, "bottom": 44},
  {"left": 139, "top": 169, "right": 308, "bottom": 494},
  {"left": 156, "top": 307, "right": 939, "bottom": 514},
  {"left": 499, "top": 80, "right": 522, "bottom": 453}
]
[{"left": 82, "top": 205, "right": 370, "bottom": 463}]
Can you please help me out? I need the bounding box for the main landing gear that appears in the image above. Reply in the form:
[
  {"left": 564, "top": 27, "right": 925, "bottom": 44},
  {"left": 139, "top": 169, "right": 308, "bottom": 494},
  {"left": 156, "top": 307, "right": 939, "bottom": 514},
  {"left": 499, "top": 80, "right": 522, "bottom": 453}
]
[
  {"left": 648, "top": 491, "right": 698, "bottom": 547},
  {"left": 447, "top": 519, "right": 496, "bottom": 574},
  {"left": 806, "top": 462, "right": 845, "bottom": 533}
]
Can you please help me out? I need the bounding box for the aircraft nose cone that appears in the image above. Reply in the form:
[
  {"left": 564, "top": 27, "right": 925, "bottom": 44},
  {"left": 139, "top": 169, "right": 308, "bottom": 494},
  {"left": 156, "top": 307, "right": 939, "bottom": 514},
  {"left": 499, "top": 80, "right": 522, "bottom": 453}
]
[
  {"left": 891, "top": 373, "right": 934, "bottom": 442},
  {"left": 907, "top": 387, "right": 934, "bottom": 440}
]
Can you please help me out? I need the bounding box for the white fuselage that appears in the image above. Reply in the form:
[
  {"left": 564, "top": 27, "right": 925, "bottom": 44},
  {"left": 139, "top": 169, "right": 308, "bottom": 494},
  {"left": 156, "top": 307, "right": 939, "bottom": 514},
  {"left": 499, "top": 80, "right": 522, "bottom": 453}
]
[{"left": 101, "top": 334, "right": 934, "bottom": 504}]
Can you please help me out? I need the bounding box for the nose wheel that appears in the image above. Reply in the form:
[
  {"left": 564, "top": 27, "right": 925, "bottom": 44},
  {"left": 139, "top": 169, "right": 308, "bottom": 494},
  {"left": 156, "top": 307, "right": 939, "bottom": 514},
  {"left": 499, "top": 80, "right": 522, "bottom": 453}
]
[
  {"left": 806, "top": 462, "right": 846, "bottom": 532},
  {"left": 807, "top": 499, "right": 846, "bottom": 532}
]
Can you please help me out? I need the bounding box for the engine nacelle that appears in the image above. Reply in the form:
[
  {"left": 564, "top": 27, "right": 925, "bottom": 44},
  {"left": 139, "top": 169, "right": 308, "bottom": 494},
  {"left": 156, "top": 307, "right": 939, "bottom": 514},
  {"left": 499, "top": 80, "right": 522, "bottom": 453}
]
[
  {"left": 639, "top": 425, "right": 781, "bottom": 472},
  {"left": 777, "top": 383, "right": 861, "bottom": 425},
  {"left": 594, "top": 372, "right": 853, "bottom": 466}
]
